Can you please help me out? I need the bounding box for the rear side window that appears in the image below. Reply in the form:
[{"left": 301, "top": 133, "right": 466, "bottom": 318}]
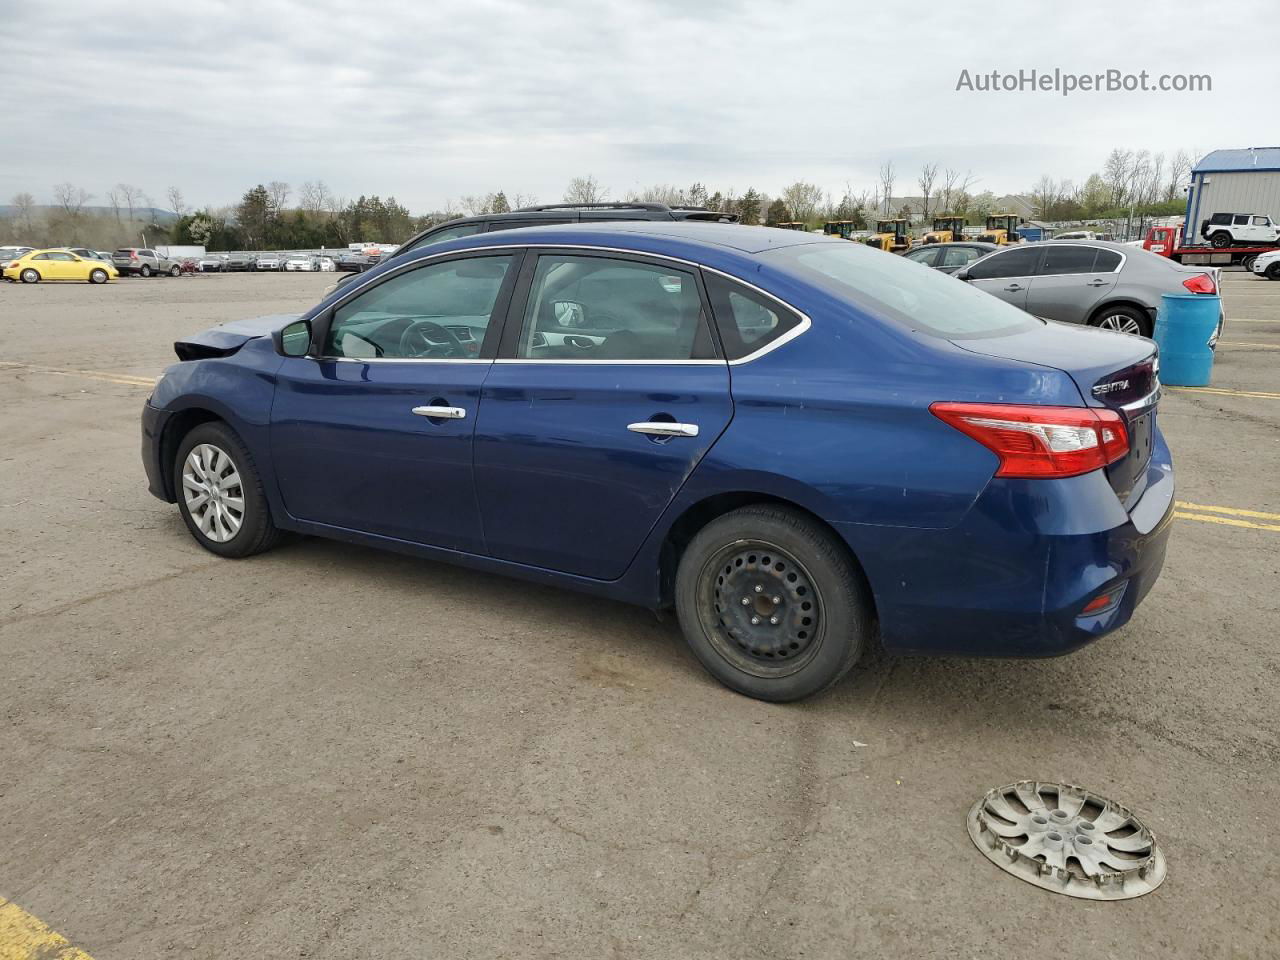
[
  {"left": 770, "top": 242, "right": 1040, "bottom": 339},
  {"left": 1209, "top": 214, "right": 1231, "bottom": 225},
  {"left": 1039, "top": 245, "right": 1098, "bottom": 275},
  {"left": 404, "top": 222, "right": 484, "bottom": 252},
  {"left": 704, "top": 273, "right": 803, "bottom": 360},
  {"left": 903, "top": 247, "right": 940, "bottom": 267},
  {"left": 966, "top": 246, "right": 1041, "bottom": 280},
  {"left": 1094, "top": 250, "right": 1123, "bottom": 271},
  {"left": 941, "top": 246, "right": 984, "bottom": 267}
]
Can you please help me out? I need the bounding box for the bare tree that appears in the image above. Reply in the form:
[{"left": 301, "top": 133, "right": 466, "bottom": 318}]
[
  {"left": 509, "top": 192, "right": 537, "bottom": 209},
  {"left": 1102, "top": 149, "right": 1132, "bottom": 208},
  {"left": 1030, "top": 175, "right": 1061, "bottom": 219},
  {"left": 300, "top": 180, "right": 334, "bottom": 214},
  {"left": 267, "top": 180, "right": 291, "bottom": 212},
  {"left": 917, "top": 162, "right": 939, "bottom": 224},
  {"left": 166, "top": 186, "right": 187, "bottom": 219},
  {"left": 11, "top": 191, "right": 36, "bottom": 234},
  {"left": 779, "top": 181, "right": 824, "bottom": 224},
  {"left": 1166, "top": 149, "right": 1192, "bottom": 202},
  {"left": 115, "top": 183, "right": 144, "bottom": 223},
  {"left": 54, "top": 182, "right": 93, "bottom": 217},
  {"left": 106, "top": 187, "right": 122, "bottom": 224},
  {"left": 878, "top": 161, "right": 895, "bottom": 215},
  {"left": 938, "top": 168, "right": 976, "bottom": 217},
  {"left": 564, "top": 175, "right": 606, "bottom": 204},
  {"left": 625, "top": 183, "right": 686, "bottom": 206}
]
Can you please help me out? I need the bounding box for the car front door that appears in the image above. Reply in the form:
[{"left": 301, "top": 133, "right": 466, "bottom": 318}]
[
  {"left": 473, "top": 250, "right": 733, "bottom": 579},
  {"left": 963, "top": 245, "right": 1043, "bottom": 310},
  {"left": 270, "top": 250, "right": 519, "bottom": 552},
  {"left": 46, "top": 251, "right": 78, "bottom": 279},
  {"left": 1023, "top": 244, "right": 1118, "bottom": 323}
]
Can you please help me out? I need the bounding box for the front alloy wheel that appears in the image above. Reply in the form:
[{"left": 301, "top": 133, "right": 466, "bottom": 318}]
[
  {"left": 182, "top": 443, "right": 245, "bottom": 543},
  {"left": 174, "top": 422, "right": 280, "bottom": 558}
]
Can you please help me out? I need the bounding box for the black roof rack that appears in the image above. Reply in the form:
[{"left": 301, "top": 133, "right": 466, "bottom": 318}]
[{"left": 514, "top": 202, "right": 675, "bottom": 212}]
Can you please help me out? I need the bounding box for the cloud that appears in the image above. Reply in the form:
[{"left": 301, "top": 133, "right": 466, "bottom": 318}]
[{"left": 0, "top": 0, "right": 1263, "bottom": 212}]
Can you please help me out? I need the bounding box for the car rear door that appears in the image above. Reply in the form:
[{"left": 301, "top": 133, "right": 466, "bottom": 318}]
[
  {"left": 270, "top": 250, "right": 520, "bottom": 553},
  {"left": 472, "top": 249, "right": 732, "bottom": 579},
  {"left": 1024, "top": 244, "right": 1118, "bottom": 323},
  {"left": 963, "top": 245, "right": 1042, "bottom": 310}
]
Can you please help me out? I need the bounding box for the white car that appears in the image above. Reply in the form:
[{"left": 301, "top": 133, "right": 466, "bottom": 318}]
[
  {"left": 316, "top": 256, "right": 336, "bottom": 272},
  {"left": 283, "top": 256, "right": 313, "bottom": 272},
  {"left": 254, "top": 255, "right": 282, "bottom": 271},
  {"left": 1251, "top": 248, "right": 1280, "bottom": 280},
  {"left": 1, "top": 245, "right": 34, "bottom": 273}
]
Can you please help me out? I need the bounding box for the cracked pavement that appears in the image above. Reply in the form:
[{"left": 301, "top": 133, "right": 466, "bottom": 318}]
[{"left": 1, "top": 272, "right": 1278, "bottom": 958}]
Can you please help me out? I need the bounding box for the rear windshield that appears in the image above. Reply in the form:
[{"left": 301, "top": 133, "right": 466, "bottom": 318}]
[{"left": 767, "top": 242, "right": 1041, "bottom": 339}]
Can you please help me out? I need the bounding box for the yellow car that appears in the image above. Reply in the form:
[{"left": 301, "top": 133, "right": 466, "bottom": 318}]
[{"left": 3, "top": 248, "right": 119, "bottom": 284}]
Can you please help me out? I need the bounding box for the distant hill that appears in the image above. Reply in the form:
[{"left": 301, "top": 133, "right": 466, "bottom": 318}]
[{"left": 0, "top": 205, "right": 178, "bottom": 224}]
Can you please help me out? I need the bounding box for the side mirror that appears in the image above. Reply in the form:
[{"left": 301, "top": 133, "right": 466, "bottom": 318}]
[
  {"left": 275, "top": 318, "right": 313, "bottom": 357},
  {"left": 955, "top": 268, "right": 972, "bottom": 281},
  {"left": 553, "top": 300, "right": 587, "bottom": 327}
]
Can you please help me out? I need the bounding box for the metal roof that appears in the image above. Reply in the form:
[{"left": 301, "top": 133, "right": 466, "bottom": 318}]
[{"left": 1193, "top": 147, "right": 1280, "bottom": 174}]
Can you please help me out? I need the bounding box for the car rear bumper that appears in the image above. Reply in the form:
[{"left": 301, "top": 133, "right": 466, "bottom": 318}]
[
  {"left": 141, "top": 401, "right": 174, "bottom": 501},
  {"left": 835, "top": 431, "right": 1174, "bottom": 658}
]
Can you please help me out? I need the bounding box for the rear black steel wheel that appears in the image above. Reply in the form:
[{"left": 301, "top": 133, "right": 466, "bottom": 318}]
[{"left": 675, "top": 505, "right": 872, "bottom": 702}]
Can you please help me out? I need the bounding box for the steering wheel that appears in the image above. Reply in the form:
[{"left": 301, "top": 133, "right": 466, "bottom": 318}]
[{"left": 400, "top": 319, "right": 466, "bottom": 359}]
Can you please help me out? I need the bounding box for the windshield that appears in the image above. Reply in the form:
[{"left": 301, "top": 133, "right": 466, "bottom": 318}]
[{"left": 767, "top": 242, "right": 1041, "bottom": 339}]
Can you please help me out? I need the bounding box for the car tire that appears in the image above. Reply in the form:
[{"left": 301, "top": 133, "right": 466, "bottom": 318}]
[
  {"left": 89, "top": 268, "right": 108, "bottom": 284},
  {"left": 1241, "top": 255, "right": 1257, "bottom": 273},
  {"left": 674, "top": 505, "right": 872, "bottom": 702},
  {"left": 1267, "top": 263, "right": 1280, "bottom": 280},
  {"left": 174, "top": 421, "right": 281, "bottom": 559},
  {"left": 140, "top": 264, "right": 153, "bottom": 277},
  {"left": 1090, "top": 305, "right": 1152, "bottom": 338},
  {"left": 1209, "top": 231, "right": 1232, "bottom": 249},
  {"left": 169, "top": 264, "right": 181, "bottom": 277},
  {"left": 20, "top": 268, "right": 40, "bottom": 283}
]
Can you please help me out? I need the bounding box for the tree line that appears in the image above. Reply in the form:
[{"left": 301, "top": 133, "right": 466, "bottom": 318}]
[{"left": 1, "top": 147, "right": 1200, "bottom": 250}]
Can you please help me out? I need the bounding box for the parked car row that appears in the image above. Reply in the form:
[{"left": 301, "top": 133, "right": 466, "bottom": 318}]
[{"left": 192, "top": 253, "right": 338, "bottom": 273}]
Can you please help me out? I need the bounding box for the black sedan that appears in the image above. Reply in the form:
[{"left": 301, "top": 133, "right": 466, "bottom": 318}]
[{"left": 902, "top": 241, "right": 997, "bottom": 274}]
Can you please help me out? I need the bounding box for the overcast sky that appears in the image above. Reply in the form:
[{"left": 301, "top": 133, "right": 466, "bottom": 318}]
[{"left": 0, "top": 0, "right": 1272, "bottom": 213}]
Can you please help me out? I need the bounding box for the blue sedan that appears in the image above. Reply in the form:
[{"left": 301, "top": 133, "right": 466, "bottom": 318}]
[{"left": 141, "top": 222, "right": 1173, "bottom": 701}]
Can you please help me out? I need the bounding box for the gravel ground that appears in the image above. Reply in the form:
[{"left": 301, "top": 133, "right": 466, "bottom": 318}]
[{"left": 1, "top": 269, "right": 1277, "bottom": 959}]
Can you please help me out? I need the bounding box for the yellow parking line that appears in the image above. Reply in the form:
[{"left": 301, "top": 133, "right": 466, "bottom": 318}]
[
  {"left": 0, "top": 361, "right": 155, "bottom": 388},
  {"left": 0, "top": 897, "right": 95, "bottom": 959},
  {"left": 1176, "top": 501, "right": 1280, "bottom": 522},
  {"left": 1166, "top": 386, "right": 1280, "bottom": 400},
  {"left": 1175, "top": 511, "right": 1280, "bottom": 533}
]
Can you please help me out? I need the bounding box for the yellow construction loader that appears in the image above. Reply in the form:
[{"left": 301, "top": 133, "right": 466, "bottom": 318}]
[
  {"left": 822, "top": 220, "right": 861, "bottom": 240},
  {"left": 864, "top": 219, "right": 912, "bottom": 253},
  {"left": 775, "top": 222, "right": 807, "bottom": 231},
  {"left": 923, "top": 216, "right": 967, "bottom": 244},
  {"left": 976, "top": 214, "right": 1023, "bottom": 245}
]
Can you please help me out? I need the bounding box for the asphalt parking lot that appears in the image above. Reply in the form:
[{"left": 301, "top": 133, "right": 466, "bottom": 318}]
[{"left": 1, "top": 270, "right": 1277, "bottom": 959}]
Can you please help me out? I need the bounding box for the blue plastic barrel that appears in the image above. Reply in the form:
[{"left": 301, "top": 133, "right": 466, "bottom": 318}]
[{"left": 1154, "top": 293, "right": 1221, "bottom": 387}]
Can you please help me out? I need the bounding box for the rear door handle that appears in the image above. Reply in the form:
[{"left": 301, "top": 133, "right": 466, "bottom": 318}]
[
  {"left": 412, "top": 405, "right": 466, "bottom": 420},
  {"left": 1086, "top": 278, "right": 1109, "bottom": 287},
  {"left": 628, "top": 421, "right": 699, "bottom": 438}
]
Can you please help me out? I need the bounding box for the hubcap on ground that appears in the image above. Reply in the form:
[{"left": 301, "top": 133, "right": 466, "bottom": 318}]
[
  {"left": 1097, "top": 314, "right": 1142, "bottom": 336},
  {"left": 182, "top": 443, "right": 245, "bottom": 543},
  {"left": 698, "top": 539, "right": 823, "bottom": 678}
]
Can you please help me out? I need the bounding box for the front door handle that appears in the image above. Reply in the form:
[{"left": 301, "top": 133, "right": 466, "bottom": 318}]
[
  {"left": 628, "top": 421, "right": 699, "bottom": 438},
  {"left": 412, "top": 405, "right": 466, "bottom": 420},
  {"left": 1003, "top": 283, "right": 1023, "bottom": 292}
]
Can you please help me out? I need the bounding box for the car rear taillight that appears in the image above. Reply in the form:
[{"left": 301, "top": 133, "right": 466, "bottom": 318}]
[
  {"left": 930, "top": 402, "right": 1129, "bottom": 479},
  {"left": 1182, "top": 273, "right": 1216, "bottom": 294}
]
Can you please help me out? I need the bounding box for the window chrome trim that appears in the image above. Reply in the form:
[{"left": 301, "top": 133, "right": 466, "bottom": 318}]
[{"left": 316, "top": 242, "right": 812, "bottom": 367}]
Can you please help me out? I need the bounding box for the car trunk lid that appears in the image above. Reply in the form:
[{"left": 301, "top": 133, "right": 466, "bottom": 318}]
[{"left": 950, "top": 321, "right": 1159, "bottom": 506}]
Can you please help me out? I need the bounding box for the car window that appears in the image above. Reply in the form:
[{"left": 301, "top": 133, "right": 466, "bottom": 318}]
[
  {"left": 903, "top": 247, "right": 940, "bottom": 267},
  {"left": 1094, "top": 249, "right": 1123, "bottom": 272},
  {"left": 1253, "top": 216, "right": 1269, "bottom": 226},
  {"left": 1039, "top": 245, "right": 1098, "bottom": 275},
  {"left": 324, "top": 254, "right": 512, "bottom": 360},
  {"left": 704, "top": 273, "right": 802, "bottom": 361},
  {"left": 965, "top": 246, "right": 1042, "bottom": 280},
  {"left": 404, "top": 222, "right": 484, "bottom": 252},
  {"left": 32, "top": 253, "right": 50, "bottom": 260},
  {"left": 516, "top": 255, "right": 716, "bottom": 361},
  {"left": 941, "top": 246, "right": 984, "bottom": 267},
  {"left": 52, "top": 252, "right": 76, "bottom": 261},
  {"left": 770, "top": 242, "right": 1040, "bottom": 339},
  {"left": 141, "top": 249, "right": 155, "bottom": 257},
  {"left": 1233, "top": 215, "right": 1249, "bottom": 226}
]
